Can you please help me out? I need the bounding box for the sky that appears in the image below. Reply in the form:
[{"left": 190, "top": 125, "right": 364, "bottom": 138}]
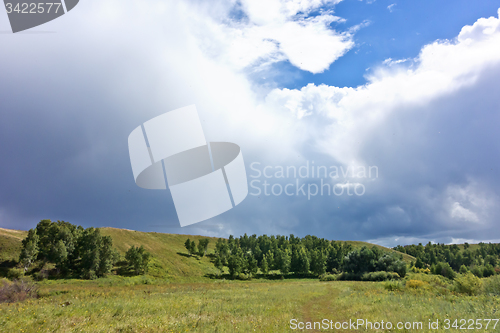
[{"left": 1, "top": 0, "right": 500, "bottom": 247}]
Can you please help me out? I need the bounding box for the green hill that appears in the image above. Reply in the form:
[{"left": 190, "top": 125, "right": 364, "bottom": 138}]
[
  {"left": 0, "top": 227, "right": 415, "bottom": 280},
  {"left": 0, "top": 228, "right": 28, "bottom": 262},
  {"left": 99, "top": 228, "right": 221, "bottom": 280},
  {"left": 342, "top": 240, "right": 415, "bottom": 263}
]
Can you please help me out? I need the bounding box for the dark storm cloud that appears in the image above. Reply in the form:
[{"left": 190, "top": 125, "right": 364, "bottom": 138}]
[{"left": 1, "top": 1, "right": 499, "bottom": 248}]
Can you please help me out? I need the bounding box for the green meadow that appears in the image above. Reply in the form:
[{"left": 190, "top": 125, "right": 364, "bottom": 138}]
[{"left": 1, "top": 227, "right": 499, "bottom": 332}]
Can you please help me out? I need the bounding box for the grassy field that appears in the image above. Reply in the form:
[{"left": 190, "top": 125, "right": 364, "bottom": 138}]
[
  {"left": 1, "top": 273, "right": 499, "bottom": 332},
  {"left": 3, "top": 227, "right": 500, "bottom": 332}
]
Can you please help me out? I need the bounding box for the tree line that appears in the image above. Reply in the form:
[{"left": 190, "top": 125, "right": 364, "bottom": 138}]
[
  {"left": 17, "top": 220, "right": 150, "bottom": 280},
  {"left": 210, "top": 234, "right": 407, "bottom": 280},
  {"left": 394, "top": 242, "right": 500, "bottom": 279}
]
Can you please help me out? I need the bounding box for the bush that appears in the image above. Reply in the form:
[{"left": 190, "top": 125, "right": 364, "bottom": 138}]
[
  {"left": 459, "top": 265, "right": 468, "bottom": 274},
  {"left": 384, "top": 281, "right": 403, "bottom": 291},
  {"left": 361, "top": 271, "right": 400, "bottom": 281},
  {"left": 319, "top": 274, "right": 339, "bottom": 281},
  {"left": 330, "top": 268, "right": 340, "bottom": 275},
  {"left": 454, "top": 273, "right": 482, "bottom": 296},
  {"left": 411, "top": 266, "right": 431, "bottom": 274},
  {"left": 483, "top": 275, "right": 500, "bottom": 296},
  {"left": 483, "top": 264, "right": 495, "bottom": 278},
  {"left": 237, "top": 273, "right": 250, "bottom": 280},
  {"left": 33, "top": 269, "right": 49, "bottom": 281},
  {"left": 336, "top": 272, "right": 361, "bottom": 281},
  {"left": 7, "top": 268, "right": 24, "bottom": 280},
  {"left": 471, "top": 266, "right": 483, "bottom": 278},
  {"left": 0, "top": 278, "right": 10, "bottom": 288},
  {"left": 0, "top": 279, "right": 39, "bottom": 303},
  {"left": 406, "top": 279, "right": 428, "bottom": 289},
  {"left": 432, "top": 262, "right": 456, "bottom": 280}
]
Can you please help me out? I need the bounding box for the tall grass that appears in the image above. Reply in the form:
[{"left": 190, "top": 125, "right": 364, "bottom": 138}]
[{"left": 1, "top": 272, "right": 499, "bottom": 332}]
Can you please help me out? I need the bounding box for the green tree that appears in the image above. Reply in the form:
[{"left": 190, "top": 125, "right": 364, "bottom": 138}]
[
  {"left": 76, "top": 228, "right": 101, "bottom": 279},
  {"left": 52, "top": 239, "right": 68, "bottom": 273},
  {"left": 291, "top": 246, "right": 310, "bottom": 274},
  {"left": 483, "top": 264, "right": 495, "bottom": 278},
  {"left": 432, "top": 262, "right": 456, "bottom": 279},
  {"left": 19, "top": 220, "right": 118, "bottom": 279},
  {"left": 215, "top": 239, "right": 229, "bottom": 265},
  {"left": 260, "top": 255, "right": 269, "bottom": 274},
  {"left": 185, "top": 238, "right": 194, "bottom": 255},
  {"left": 276, "top": 249, "right": 291, "bottom": 275},
  {"left": 246, "top": 255, "right": 258, "bottom": 277},
  {"left": 197, "top": 239, "right": 210, "bottom": 257},
  {"left": 415, "top": 257, "right": 424, "bottom": 269},
  {"left": 98, "top": 236, "right": 119, "bottom": 277},
  {"left": 214, "top": 255, "right": 224, "bottom": 274},
  {"left": 190, "top": 240, "right": 197, "bottom": 255},
  {"left": 343, "top": 247, "right": 377, "bottom": 275},
  {"left": 19, "top": 229, "right": 39, "bottom": 271},
  {"left": 227, "top": 254, "right": 243, "bottom": 277},
  {"left": 310, "top": 250, "right": 326, "bottom": 276},
  {"left": 125, "top": 245, "right": 151, "bottom": 275}
]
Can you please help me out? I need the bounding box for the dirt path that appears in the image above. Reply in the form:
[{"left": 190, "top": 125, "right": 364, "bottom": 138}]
[{"left": 299, "top": 283, "right": 363, "bottom": 333}]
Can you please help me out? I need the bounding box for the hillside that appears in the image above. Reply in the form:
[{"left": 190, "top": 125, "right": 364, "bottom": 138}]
[
  {"left": 0, "top": 227, "right": 415, "bottom": 279},
  {"left": 342, "top": 240, "right": 415, "bottom": 263},
  {"left": 0, "top": 228, "right": 28, "bottom": 262},
  {"left": 100, "top": 228, "right": 221, "bottom": 280}
]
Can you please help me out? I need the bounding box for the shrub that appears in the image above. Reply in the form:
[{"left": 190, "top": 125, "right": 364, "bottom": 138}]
[
  {"left": 7, "top": 268, "right": 24, "bottom": 280},
  {"left": 0, "top": 279, "right": 39, "bottom": 303},
  {"left": 432, "top": 262, "right": 456, "bottom": 280},
  {"left": 33, "top": 269, "right": 49, "bottom": 281},
  {"left": 411, "top": 267, "right": 431, "bottom": 274},
  {"left": 483, "top": 264, "right": 495, "bottom": 278},
  {"left": 361, "top": 271, "right": 400, "bottom": 281},
  {"left": 384, "top": 281, "right": 403, "bottom": 291},
  {"left": 471, "top": 266, "right": 483, "bottom": 278},
  {"left": 454, "top": 273, "right": 482, "bottom": 296},
  {"left": 459, "top": 265, "right": 468, "bottom": 274},
  {"left": 0, "top": 278, "right": 10, "bottom": 288},
  {"left": 336, "top": 272, "right": 361, "bottom": 281},
  {"left": 319, "top": 274, "right": 339, "bottom": 282},
  {"left": 406, "top": 279, "right": 427, "bottom": 289},
  {"left": 483, "top": 275, "right": 500, "bottom": 296}
]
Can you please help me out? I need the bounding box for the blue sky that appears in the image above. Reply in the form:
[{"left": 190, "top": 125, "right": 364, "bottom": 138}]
[
  {"left": 273, "top": 0, "right": 500, "bottom": 89},
  {"left": 1, "top": 0, "right": 500, "bottom": 247}
]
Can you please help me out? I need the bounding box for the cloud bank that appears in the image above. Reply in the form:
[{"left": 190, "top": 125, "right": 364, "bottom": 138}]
[{"left": 0, "top": 1, "right": 499, "bottom": 247}]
